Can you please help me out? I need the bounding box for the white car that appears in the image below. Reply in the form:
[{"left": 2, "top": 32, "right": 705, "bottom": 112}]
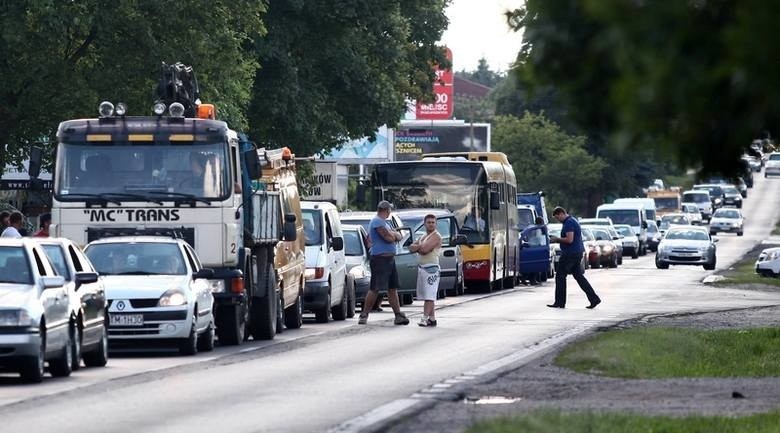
[
  {"left": 84, "top": 236, "right": 215, "bottom": 355},
  {"left": 655, "top": 226, "right": 718, "bottom": 270},
  {"left": 764, "top": 152, "right": 780, "bottom": 177},
  {"left": 756, "top": 247, "right": 780, "bottom": 277},
  {"left": 680, "top": 203, "right": 703, "bottom": 225},
  {"left": 0, "top": 238, "right": 72, "bottom": 382},
  {"left": 709, "top": 208, "right": 744, "bottom": 236}
]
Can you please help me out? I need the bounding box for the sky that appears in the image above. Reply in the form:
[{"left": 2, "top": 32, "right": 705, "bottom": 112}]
[{"left": 441, "top": 0, "right": 525, "bottom": 73}]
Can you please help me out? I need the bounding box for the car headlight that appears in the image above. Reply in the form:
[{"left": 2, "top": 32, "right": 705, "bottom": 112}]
[
  {"left": 158, "top": 289, "right": 188, "bottom": 307},
  {"left": 0, "top": 309, "right": 36, "bottom": 327}
]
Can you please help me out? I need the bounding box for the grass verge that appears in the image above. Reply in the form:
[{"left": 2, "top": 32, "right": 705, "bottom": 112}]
[
  {"left": 465, "top": 410, "right": 780, "bottom": 433},
  {"left": 716, "top": 243, "right": 780, "bottom": 288},
  {"left": 553, "top": 326, "right": 780, "bottom": 378}
]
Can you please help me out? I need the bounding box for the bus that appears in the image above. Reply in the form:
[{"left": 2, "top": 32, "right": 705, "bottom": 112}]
[{"left": 370, "top": 151, "right": 519, "bottom": 291}]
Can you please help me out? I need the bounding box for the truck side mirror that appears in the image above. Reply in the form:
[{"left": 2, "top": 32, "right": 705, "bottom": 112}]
[
  {"left": 490, "top": 192, "right": 500, "bottom": 210},
  {"left": 331, "top": 236, "right": 344, "bottom": 251},
  {"left": 243, "top": 149, "right": 261, "bottom": 179},
  {"left": 642, "top": 221, "right": 648, "bottom": 229},
  {"left": 282, "top": 213, "right": 297, "bottom": 241}
]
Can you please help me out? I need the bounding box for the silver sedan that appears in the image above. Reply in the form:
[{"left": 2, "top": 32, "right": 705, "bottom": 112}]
[{"left": 655, "top": 226, "right": 718, "bottom": 270}]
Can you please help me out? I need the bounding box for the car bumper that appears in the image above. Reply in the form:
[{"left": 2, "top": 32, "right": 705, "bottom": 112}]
[
  {"left": 710, "top": 224, "right": 742, "bottom": 233},
  {"left": 756, "top": 260, "right": 780, "bottom": 275},
  {"left": 0, "top": 332, "right": 42, "bottom": 366},
  {"left": 107, "top": 307, "right": 191, "bottom": 341},
  {"left": 764, "top": 166, "right": 780, "bottom": 176},
  {"left": 304, "top": 280, "right": 331, "bottom": 310},
  {"left": 656, "top": 252, "right": 712, "bottom": 265}
]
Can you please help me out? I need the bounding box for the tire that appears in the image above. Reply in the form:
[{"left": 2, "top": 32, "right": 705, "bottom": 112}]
[
  {"left": 197, "top": 320, "right": 215, "bottom": 352},
  {"left": 710, "top": 231, "right": 717, "bottom": 236},
  {"left": 737, "top": 231, "right": 744, "bottom": 236},
  {"left": 332, "top": 283, "right": 348, "bottom": 321},
  {"left": 632, "top": 248, "right": 639, "bottom": 259},
  {"left": 655, "top": 255, "right": 669, "bottom": 269},
  {"left": 83, "top": 322, "right": 108, "bottom": 367},
  {"left": 284, "top": 290, "right": 303, "bottom": 329},
  {"left": 49, "top": 325, "right": 73, "bottom": 377},
  {"left": 608, "top": 254, "right": 618, "bottom": 268},
  {"left": 345, "top": 277, "right": 356, "bottom": 318},
  {"left": 250, "top": 262, "right": 278, "bottom": 340},
  {"left": 20, "top": 326, "right": 45, "bottom": 383},
  {"left": 179, "top": 312, "right": 198, "bottom": 356},
  {"left": 703, "top": 257, "right": 716, "bottom": 270},
  {"left": 402, "top": 293, "right": 414, "bottom": 305},
  {"left": 70, "top": 321, "right": 82, "bottom": 371},
  {"left": 617, "top": 252, "right": 623, "bottom": 265},
  {"left": 276, "top": 291, "right": 285, "bottom": 334},
  {"left": 315, "top": 292, "right": 331, "bottom": 323},
  {"left": 215, "top": 304, "right": 246, "bottom": 346}
]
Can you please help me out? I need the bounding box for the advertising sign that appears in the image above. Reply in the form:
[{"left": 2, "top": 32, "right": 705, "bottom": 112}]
[
  {"left": 318, "top": 125, "right": 391, "bottom": 164},
  {"left": 416, "top": 48, "right": 454, "bottom": 120},
  {"left": 303, "top": 161, "right": 348, "bottom": 207},
  {"left": 393, "top": 121, "right": 490, "bottom": 161}
]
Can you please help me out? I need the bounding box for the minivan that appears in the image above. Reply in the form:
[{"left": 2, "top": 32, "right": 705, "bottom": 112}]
[
  {"left": 301, "top": 201, "right": 353, "bottom": 323},
  {"left": 595, "top": 203, "right": 648, "bottom": 255}
]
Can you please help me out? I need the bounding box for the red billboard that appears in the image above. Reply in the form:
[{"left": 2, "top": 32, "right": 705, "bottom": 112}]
[{"left": 416, "top": 48, "right": 454, "bottom": 120}]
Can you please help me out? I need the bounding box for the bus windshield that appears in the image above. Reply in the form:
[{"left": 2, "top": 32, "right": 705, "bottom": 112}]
[
  {"left": 374, "top": 163, "right": 489, "bottom": 243},
  {"left": 55, "top": 142, "right": 230, "bottom": 200}
]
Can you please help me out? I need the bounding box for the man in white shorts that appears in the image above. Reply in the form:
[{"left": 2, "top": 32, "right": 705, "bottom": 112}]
[{"left": 409, "top": 214, "right": 442, "bottom": 327}]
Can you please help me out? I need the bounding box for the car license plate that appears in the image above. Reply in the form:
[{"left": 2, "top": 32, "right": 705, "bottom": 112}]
[{"left": 110, "top": 314, "right": 144, "bottom": 327}]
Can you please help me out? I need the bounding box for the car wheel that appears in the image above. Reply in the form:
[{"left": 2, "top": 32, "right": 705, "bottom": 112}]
[
  {"left": 83, "top": 321, "right": 108, "bottom": 367},
  {"left": 703, "top": 257, "right": 716, "bottom": 270},
  {"left": 345, "top": 276, "right": 356, "bottom": 318},
  {"left": 179, "top": 312, "right": 198, "bottom": 356},
  {"left": 49, "top": 324, "right": 73, "bottom": 377},
  {"left": 315, "top": 292, "right": 331, "bottom": 323},
  {"left": 710, "top": 231, "right": 717, "bottom": 236},
  {"left": 70, "top": 321, "right": 82, "bottom": 371},
  {"left": 276, "top": 291, "right": 285, "bottom": 334},
  {"left": 655, "top": 255, "right": 669, "bottom": 269},
  {"left": 609, "top": 254, "right": 618, "bottom": 268},
  {"left": 284, "top": 290, "right": 303, "bottom": 329},
  {"left": 402, "top": 293, "right": 415, "bottom": 305},
  {"left": 332, "top": 284, "right": 349, "bottom": 321},
  {"left": 632, "top": 248, "right": 639, "bottom": 259},
  {"left": 737, "top": 231, "right": 744, "bottom": 236},
  {"left": 196, "top": 320, "right": 215, "bottom": 352},
  {"left": 20, "top": 325, "right": 46, "bottom": 383}
]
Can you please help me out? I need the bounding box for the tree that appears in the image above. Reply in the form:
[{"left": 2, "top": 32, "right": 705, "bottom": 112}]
[
  {"left": 492, "top": 113, "right": 606, "bottom": 216},
  {"left": 509, "top": 0, "right": 780, "bottom": 178},
  {"left": 455, "top": 57, "right": 502, "bottom": 88},
  {"left": 0, "top": 1, "right": 265, "bottom": 169},
  {"left": 246, "top": 0, "right": 450, "bottom": 158}
]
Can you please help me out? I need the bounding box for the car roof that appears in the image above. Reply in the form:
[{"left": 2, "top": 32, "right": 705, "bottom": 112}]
[
  {"left": 666, "top": 225, "right": 707, "bottom": 233},
  {"left": 0, "top": 237, "right": 37, "bottom": 248},
  {"left": 301, "top": 200, "right": 338, "bottom": 210}
]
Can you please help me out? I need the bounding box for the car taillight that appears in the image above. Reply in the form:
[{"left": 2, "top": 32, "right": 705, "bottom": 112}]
[{"left": 230, "top": 276, "right": 245, "bottom": 294}]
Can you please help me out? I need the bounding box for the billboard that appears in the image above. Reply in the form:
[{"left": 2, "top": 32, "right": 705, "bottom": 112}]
[
  {"left": 393, "top": 121, "right": 490, "bottom": 161},
  {"left": 415, "top": 48, "right": 454, "bottom": 120},
  {"left": 318, "top": 125, "right": 391, "bottom": 164}
]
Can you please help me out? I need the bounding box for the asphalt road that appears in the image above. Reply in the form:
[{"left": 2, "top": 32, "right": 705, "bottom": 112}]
[{"left": 1, "top": 173, "right": 778, "bottom": 433}]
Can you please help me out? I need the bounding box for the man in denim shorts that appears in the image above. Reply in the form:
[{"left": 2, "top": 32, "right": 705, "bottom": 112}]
[{"left": 358, "top": 200, "right": 409, "bottom": 325}]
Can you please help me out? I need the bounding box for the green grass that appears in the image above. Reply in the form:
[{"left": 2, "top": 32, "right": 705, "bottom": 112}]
[
  {"left": 465, "top": 410, "right": 780, "bottom": 433},
  {"left": 717, "top": 245, "right": 780, "bottom": 288},
  {"left": 554, "top": 327, "right": 780, "bottom": 378}
]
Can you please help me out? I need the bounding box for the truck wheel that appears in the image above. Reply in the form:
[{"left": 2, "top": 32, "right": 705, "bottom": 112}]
[
  {"left": 216, "top": 304, "right": 245, "bottom": 346},
  {"left": 250, "top": 263, "right": 278, "bottom": 340},
  {"left": 284, "top": 290, "right": 303, "bottom": 329}
]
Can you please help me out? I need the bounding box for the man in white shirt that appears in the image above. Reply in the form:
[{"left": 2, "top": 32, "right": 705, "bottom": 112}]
[{"left": 1, "top": 211, "right": 24, "bottom": 238}]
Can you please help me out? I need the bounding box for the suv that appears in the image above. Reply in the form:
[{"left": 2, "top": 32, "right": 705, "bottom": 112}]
[
  {"left": 692, "top": 184, "right": 726, "bottom": 210},
  {"left": 301, "top": 201, "right": 354, "bottom": 323},
  {"left": 393, "top": 208, "right": 465, "bottom": 297},
  {"left": 37, "top": 238, "right": 108, "bottom": 369}
]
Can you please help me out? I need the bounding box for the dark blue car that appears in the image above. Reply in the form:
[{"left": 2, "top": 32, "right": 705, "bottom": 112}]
[{"left": 518, "top": 224, "right": 552, "bottom": 283}]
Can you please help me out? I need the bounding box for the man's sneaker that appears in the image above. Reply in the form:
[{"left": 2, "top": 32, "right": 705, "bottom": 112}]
[
  {"left": 417, "top": 316, "right": 429, "bottom": 326},
  {"left": 418, "top": 318, "right": 437, "bottom": 327},
  {"left": 358, "top": 315, "right": 368, "bottom": 325},
  {"left": 394, "top": 313, "right": 409, "bottom": 325}
]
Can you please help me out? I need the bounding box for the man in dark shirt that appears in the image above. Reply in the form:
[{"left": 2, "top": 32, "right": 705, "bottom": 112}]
[{"left": 548, "top": 206, "right": 601, "bottom": 309}]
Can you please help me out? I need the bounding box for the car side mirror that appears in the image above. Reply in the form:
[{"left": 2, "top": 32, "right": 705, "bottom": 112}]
[
  {"left": 520, "top": 241, "right": 530, "bottom": 249},
  {"left": 641, "top": 221, "right": 648, "bottom": 229},
  {"left": 453, "top": 234, "right": 469, "bottom": 246},
  {"left": 283, "top": 214, "right": 297, "bottom": 241},
  {"left": 331, "top": 236, "right": 344, "bottom": 251},
  {"left": 194, "top": 268, "right": 215, "bottom": 279},
  {"left": 74, "top": 272, "right": 99, "bottom": 290},
  {"left": 713, "top": 238, "right": 719, "bottom": 243},
  {"left": 42, "top": 276, "right": 66, "bottom": 289}
]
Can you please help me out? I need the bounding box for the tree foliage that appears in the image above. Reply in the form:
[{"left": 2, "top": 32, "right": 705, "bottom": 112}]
[
  {"left": 0, "top": 0, "right": 265, "bottom": 169},
  {"left": 510, "top": 0, "right": 780, "bottom": 178},
  {"left": 492, "top": 113, "right": 606, "bottom": 216},
  {"left": 247, "top": 0, "right": 450, "bottom": 157},
  {"left": 455, "top": 57, "right": 503, "bottom": 88}
]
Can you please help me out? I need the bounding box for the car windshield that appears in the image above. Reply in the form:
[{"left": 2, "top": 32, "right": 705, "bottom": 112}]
[
  {"left": 615, "top": 226, "right": 633, "bottom": 237},
  {"left": 666, "top": 230, "right": 709, "bottom": 241},
  {"left": 590, "top": 228, "right": 611, "bottom": 241},
  {"left": 85, "top": 242, "right": 186, "bottom": 275},
  {"left": 662, "top": 215, "right": 687, "bottom": 224},
  {"left": 0, "top": 246, "right": 32, "bottom": 285},
  {"left": 723, "top": 187, "right": 739, "bottom": 195},
  {"left": 581, "top": 228, "right": 595, "bottom": 241},
  {"left": 682, "top": 193, "right": 710, "bottom": 203},
  {"left": 41, "top": 245, "right": 71, "bottom": 280},
  {"left": 714, "top": 209, "right": 740, "bottom": 219},
  {"left": 683, "top": 205, "right": 698, "bottom": 213},
  {"left": 302, "top": 209, "right": 323, "bottom": 247},
  {"left": 343, "top": 230, "right": 364, "bottom": 256}
]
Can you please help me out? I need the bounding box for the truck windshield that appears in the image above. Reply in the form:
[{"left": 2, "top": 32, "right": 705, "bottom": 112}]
[{"left": 54, "top": 142, "right": 230, "bottom": 200}]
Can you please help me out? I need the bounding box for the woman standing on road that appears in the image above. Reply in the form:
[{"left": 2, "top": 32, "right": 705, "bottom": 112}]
[{"left": 409, "top": 214, "right": 442, "bottom": 327}]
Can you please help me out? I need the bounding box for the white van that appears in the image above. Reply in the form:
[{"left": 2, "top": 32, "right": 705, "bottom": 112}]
[
  {"left": 612, "top": 198, "right": 657, "bottom": 223},
  {"left": 596, "top": 202, "right": 649, "bottom": 255},
  {"left": 301, "top": 201, "right": 354, "bottom": 323}
]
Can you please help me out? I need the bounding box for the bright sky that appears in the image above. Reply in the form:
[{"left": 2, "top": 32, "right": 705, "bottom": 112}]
[{"left": 441, "top": 0, "right": 525, "bottom": 73}]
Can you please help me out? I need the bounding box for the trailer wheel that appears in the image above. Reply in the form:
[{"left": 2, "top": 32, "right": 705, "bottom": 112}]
[
  {"left": 216, "top": 304, "right": 245, "bottom": 346},
  {"left": 250, "top": 262, "right": 278, "bottom": 340}
]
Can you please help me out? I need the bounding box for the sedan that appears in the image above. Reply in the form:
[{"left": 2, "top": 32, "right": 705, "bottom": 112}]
[
  {"left": 680, "top": 204, "right": 703, "bottom": 225},
  {"left": 38, "top": 238, "right": 108, "bottom": 370},
  {"left": 586, "top": 226, "right": 620, "bottom": 268},
  {"left": 721, "top": 185, "right": 743, "bottom": 208},
  {"left": 614, "top": 224, "right": 640, "bottom": 259},
  {"left": 0, "top": 238, "right": 72, "bottom": 383},
  {"left": 756, "top": 247, "right": 780, "bottom": 277},
  {"left": 645, "top": 220, "right": 662, "bottom": 252},
  {"left": 763, "top": 152, "right": 780, "bottom": 177},
  {"left": 658, "top": 213, "right": 690, "bottom": 236},
  {"left": 84, "top": 236, "right": 215, "bottom": 355},
  {"left": 655, "top": 226, "right": 717, "bottom": 270},
  {"left": 709, "top": 208, "right": 744, "bottom": 236}
]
